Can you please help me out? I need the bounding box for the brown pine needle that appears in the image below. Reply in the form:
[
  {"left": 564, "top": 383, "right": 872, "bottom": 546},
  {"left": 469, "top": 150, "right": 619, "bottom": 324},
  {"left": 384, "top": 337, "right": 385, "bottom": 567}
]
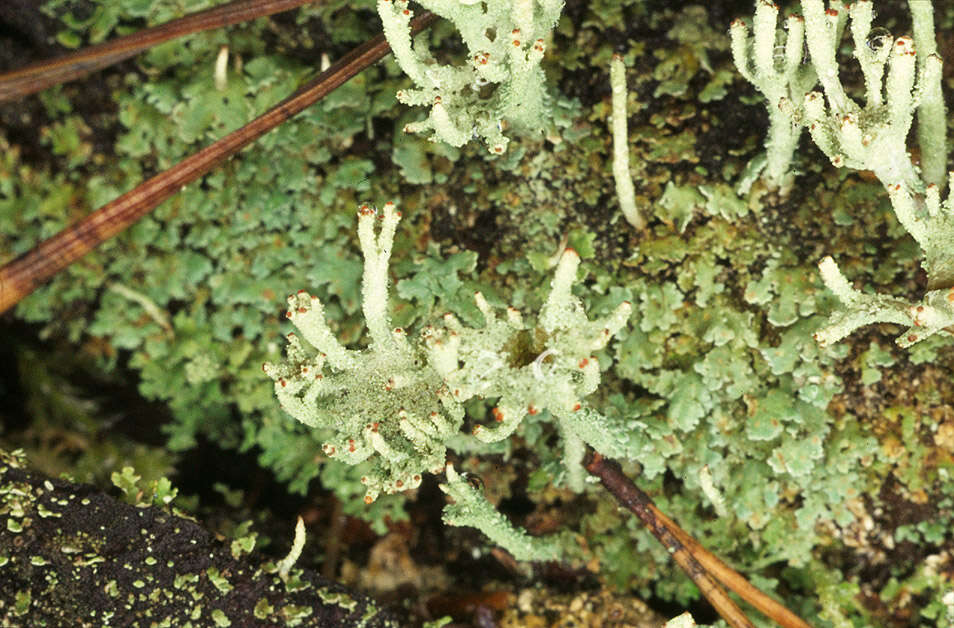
[
  {"left": 585, "top": 452, "right": 812, "bottom": 628},
  {"left": 650, "top": 503, "right": 812, "bottom": 628},
  {"left": 0, "top": 0, "right": 318, "bottom": 103},
  {"left": 0, "top": 12, "right": 438, "bottom": 313}
]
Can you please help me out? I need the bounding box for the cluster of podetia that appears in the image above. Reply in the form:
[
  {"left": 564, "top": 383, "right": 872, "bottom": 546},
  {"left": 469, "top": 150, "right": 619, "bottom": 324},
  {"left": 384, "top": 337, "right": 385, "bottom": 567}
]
[
  {"left": 264, "top": 202, "right": 631, "bottom": 509},
  {"left": 424, "top": 241, "right": 632, "bottom": 490},
  {"left": 734, "top": 0, "right": 954, "bottom": 347},
  {"left": 263, "top": 203, "right": 461, "bottom": 503},
  {"left": 377, "top": 0, "right": 564, "bottom": 153}
]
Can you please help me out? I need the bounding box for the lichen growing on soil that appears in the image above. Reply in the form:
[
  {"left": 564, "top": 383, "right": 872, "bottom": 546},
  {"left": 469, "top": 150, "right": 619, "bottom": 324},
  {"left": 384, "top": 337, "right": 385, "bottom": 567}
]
[{"left": 0, "top": 1, "right": 953, "bottom": 626}]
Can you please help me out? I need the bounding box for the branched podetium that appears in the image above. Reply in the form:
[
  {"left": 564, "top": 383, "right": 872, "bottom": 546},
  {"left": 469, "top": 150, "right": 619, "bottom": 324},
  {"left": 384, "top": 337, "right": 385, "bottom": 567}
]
[{"left": 264, "top": 202, "right": 633, "bottom": 560}]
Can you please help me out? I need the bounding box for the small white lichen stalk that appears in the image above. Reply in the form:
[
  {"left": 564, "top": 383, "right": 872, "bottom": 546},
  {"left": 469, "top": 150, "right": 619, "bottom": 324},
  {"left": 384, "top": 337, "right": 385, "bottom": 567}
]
[
  {"left": 609, "top": 54, "right": 646, "bottom": 230},
  {"left": 265, "top": 203, "right": 632, "bottom": 560},
  {"left": 730, "top": 0, "right": 822, "bottom": 193},
  {"left": 440, "top": 463, "right": 563, "bottom": 561},
  {"left": 377, "top": 0, "right": 564, "bottom": 153}
]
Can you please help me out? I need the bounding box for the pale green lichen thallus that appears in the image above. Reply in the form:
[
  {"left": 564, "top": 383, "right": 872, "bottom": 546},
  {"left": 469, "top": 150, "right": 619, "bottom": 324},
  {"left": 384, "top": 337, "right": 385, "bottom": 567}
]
[{"left": 264, "top": 203, "right": 631, "bottom": 559}]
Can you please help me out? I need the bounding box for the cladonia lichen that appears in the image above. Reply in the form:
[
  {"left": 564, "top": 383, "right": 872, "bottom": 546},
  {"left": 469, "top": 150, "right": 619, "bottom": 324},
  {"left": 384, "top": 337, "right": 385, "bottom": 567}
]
[
  {"left": 733, "top": 0, "right": 954, "bottom": 347},
  {"left": 377, "top": 0, "right": 565, "bottom": 153},
  {"left": 264, "top": 202, "right": 631, "bottom": 558}
]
